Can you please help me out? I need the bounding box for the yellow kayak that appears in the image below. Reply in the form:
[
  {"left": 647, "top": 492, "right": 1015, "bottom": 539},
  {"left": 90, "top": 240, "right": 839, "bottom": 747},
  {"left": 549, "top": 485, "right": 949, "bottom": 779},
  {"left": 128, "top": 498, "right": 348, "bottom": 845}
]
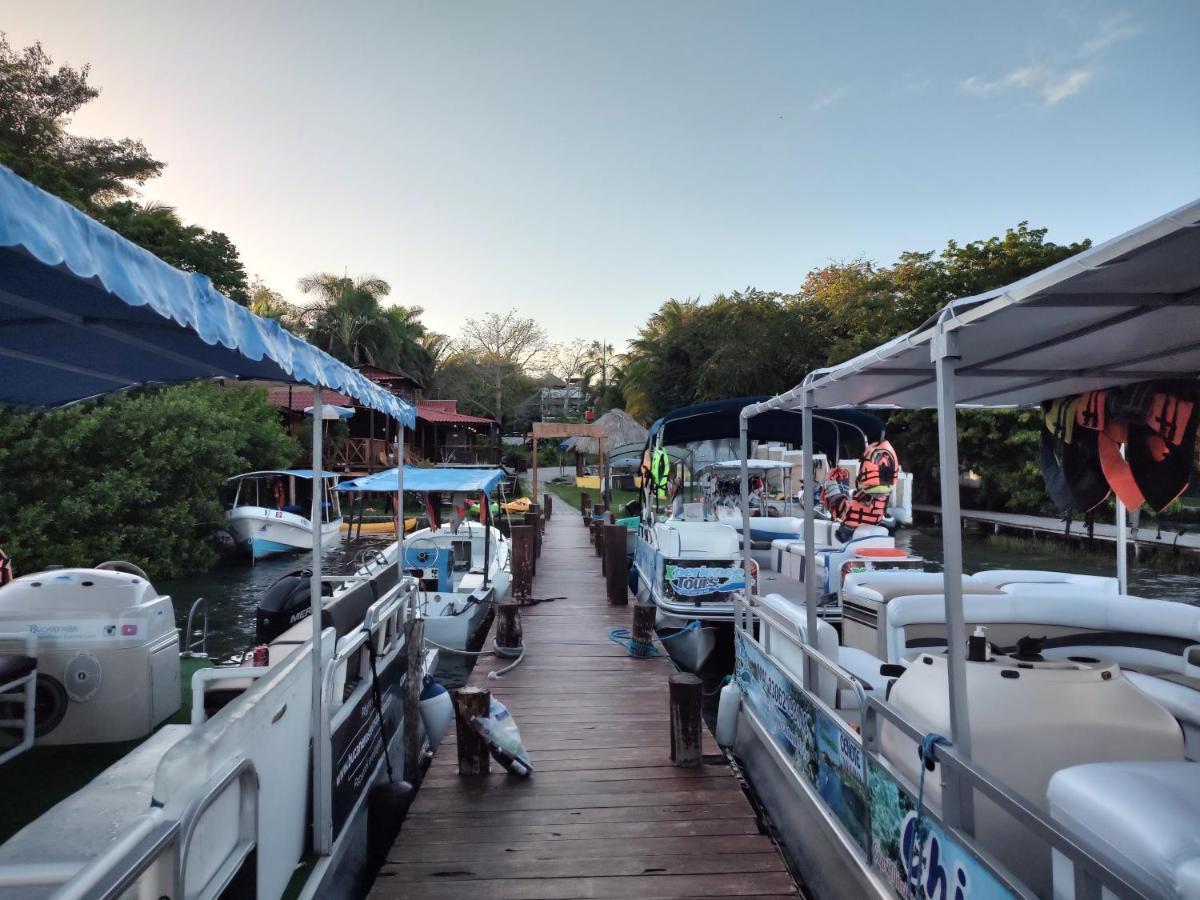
[
  {"left": 500, "top": 497, "right": 532, "bottom": 513},
  {"left": 340, "top": 518, "right": 418, "bottom": 535}
]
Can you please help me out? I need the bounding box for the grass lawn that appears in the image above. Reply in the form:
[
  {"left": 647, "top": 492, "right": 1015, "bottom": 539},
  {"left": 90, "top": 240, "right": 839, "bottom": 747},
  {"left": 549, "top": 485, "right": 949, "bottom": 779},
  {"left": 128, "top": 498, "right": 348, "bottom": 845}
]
[{"left": 543, "top": 480, "right": 640, "bottom": 515}]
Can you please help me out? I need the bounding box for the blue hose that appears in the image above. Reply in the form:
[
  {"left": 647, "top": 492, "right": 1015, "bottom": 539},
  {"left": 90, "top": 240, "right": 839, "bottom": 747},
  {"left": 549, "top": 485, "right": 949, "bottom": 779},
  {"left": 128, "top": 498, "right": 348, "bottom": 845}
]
[
  {"left": 607, "top": 620, "right": 700, "bottom": 658},
  {"left": 908, "top": 732, "right": 949, "bottom": 899}
]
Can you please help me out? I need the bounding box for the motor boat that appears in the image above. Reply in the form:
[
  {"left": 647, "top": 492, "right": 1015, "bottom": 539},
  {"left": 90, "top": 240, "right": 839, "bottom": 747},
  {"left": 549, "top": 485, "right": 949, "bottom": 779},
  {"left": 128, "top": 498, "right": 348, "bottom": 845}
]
[
  {"left": 226, "top": 469, "right": 343, "bottom": 560},
  {"left": 722, "top": 198, "right": 1200, "bottom": 900},
  {"left": 338, "top": 466, "right": 513, "bottom": 652}
]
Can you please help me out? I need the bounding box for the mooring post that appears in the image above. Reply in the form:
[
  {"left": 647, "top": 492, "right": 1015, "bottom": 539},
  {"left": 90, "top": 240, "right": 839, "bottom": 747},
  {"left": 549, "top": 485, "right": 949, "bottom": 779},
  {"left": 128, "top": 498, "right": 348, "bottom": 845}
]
[
  {"left": 542, "top": 492, "right": 553, "bottom": 520},
  {"left": 604, "top": 524, "right": 628, "bottom": 605},
  {"left": 592, "top": 505, "right": 606, "bottom": 556},
  {"left": 453, "top": 686, "right": 491, "bottom": 776},
  {"left": 523, "top": 512, "right": 539, "bottom": 576},
  {"left": 669, "top": 672, "right": 703, "bottom": 767},
  {"left": 580, "top": 491, "right": 591, "bottom": 521},
  {"left": 403, "top": 610, "right": 426, "bottom": 777},
  {"left": 511, "top": 524, "right": 533, "bottom": 601},
  {"left": 631, "top": 602, "right": 655, "bottom": 657},
  {"left": 494, "top": 601, "right": 523, "bottom": 657},
  {"left": 525, "top": 508, "right": 542, "bottom": 557}
]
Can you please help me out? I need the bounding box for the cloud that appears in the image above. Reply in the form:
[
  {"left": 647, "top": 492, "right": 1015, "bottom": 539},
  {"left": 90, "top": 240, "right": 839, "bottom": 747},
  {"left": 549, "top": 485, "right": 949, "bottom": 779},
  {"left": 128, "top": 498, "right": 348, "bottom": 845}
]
[
  {"left": 960, "top": 11, "right": 1138, "bottom": 107},
  {"left": 810, "top": 87, "right": 848, "bottom": 112}
]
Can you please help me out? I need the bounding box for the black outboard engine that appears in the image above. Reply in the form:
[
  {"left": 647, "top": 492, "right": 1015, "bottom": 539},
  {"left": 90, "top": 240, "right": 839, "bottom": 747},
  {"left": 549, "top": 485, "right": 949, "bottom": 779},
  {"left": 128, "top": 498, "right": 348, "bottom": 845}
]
[{"left": 256, "top": 570, "right": 334, "bottom": 644}]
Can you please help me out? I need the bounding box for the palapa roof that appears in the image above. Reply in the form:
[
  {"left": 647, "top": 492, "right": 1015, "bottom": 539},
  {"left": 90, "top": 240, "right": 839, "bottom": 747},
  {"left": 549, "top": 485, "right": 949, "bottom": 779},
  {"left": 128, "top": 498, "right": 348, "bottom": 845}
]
[{"left": 571, "top": 409, "right": 648, "bottom": 454}]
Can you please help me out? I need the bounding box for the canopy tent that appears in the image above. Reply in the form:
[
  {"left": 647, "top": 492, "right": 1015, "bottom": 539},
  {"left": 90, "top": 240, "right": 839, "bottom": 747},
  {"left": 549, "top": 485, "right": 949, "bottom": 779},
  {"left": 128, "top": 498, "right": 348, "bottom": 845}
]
[
  {"left": 739, "top": 196, "right": 1200, "bottom": 844},
  {"left": 0, "top": 165, "right": 414, "bottom": 426},
  {"left": 338, "top": 466, "right": 507, "bottom": 497},
  {"left": 648, "top": 396, "right": 883, "bottom": 455},
  {"left": 745, "top": 198, "right": 1200, "bottom": 416}
]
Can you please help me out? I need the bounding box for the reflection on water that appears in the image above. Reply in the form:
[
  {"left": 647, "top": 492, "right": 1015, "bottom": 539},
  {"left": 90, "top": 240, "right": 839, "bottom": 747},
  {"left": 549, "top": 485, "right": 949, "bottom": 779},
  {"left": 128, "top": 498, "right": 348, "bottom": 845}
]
[{"left": 159, "top": 536, "right": 393, "bottom": 663}]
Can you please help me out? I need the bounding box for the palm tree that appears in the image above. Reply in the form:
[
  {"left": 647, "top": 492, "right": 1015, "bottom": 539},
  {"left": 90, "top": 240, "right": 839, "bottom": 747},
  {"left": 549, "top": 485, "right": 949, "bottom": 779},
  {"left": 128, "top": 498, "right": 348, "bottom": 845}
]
[{"left": 297, "top": 274, "right": 430, "bottom": 382}]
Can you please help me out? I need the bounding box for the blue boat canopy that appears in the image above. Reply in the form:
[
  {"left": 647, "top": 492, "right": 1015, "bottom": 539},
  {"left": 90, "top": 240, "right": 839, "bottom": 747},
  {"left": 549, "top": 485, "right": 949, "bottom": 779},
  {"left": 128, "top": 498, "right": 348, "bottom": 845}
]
[
  {"left": 338, "top": 466, "right": 507, "bottom": 496},
  {"left": 0, "top": 165, "right": 415, "bottom": 426}
]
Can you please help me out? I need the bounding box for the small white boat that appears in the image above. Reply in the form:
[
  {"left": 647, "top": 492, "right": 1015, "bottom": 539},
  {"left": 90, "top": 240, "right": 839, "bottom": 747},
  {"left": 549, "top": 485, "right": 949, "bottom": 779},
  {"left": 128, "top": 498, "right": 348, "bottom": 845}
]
[{"left": 226, "top": 470, "right": 343, "bottom": 560}]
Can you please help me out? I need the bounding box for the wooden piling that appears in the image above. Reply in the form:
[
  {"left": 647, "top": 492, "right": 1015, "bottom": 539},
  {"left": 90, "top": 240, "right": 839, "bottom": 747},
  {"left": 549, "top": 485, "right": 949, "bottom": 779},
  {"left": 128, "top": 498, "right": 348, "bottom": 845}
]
[
  {"left": 604, "top": 524, "right": 628, "bottom": 606},
  {"left": 669, "top": 672, "right": 703, "bottom": 767},
  {"left": 494, "top": 601, "right": 523, "bottom": 656},
  {"left": 524, "top": 510, "right": 542, "bottom": 559},
  {"left": 402, "top": 612, "right": 425, "bottom": 777},
  {"left": 580, "top": 491, "right": 591, "bottom": 521},
  {"left": 541, "top": 492, "right": 552, "bottom": 520},
  {"left": 523, "top": 512, "right": 539, "bottom": 576},
  {"left": 510, "top": 524, "right": 533, "bottom": 601},
  {"left": 453, "top": 686, "right": 491, "bottom": 776},
  {"left": 631, "top": 601, "right": 655, "bottom": 657}
]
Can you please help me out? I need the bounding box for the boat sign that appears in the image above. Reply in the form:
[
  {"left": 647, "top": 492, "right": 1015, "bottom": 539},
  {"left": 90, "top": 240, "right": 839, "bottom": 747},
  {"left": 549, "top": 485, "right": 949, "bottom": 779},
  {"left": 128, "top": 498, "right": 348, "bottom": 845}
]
[{"left": 664, "top": 563, "right": 744, "bottom": 597}]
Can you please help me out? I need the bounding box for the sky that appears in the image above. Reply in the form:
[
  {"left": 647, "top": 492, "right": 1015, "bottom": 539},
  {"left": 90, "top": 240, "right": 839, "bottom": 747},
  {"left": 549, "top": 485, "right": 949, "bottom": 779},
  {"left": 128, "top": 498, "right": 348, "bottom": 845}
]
[{"left": 5, "top": 1, "right": 1199, "bottom": 348}]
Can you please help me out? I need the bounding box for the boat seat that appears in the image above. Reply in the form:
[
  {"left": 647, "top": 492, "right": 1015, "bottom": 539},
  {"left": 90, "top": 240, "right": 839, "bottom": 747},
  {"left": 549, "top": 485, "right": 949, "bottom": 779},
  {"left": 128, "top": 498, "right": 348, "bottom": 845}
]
[
  {"left": 1124, "top": 671, "right": 1200, "bottom": 759},
  {"left": 1048, "top": 761, "right": 1200, "bottom": 899},
  {"left": 458, "top": 572, "right": 485, "bottom": 593},
  {"left": 835, "top": 646, "right": 892, "bottom": 696},
  {"left": 654, "top": 522, "right": 740, "bottom": 559},
  {"left": 0, "top": 653, "right": 35, "bottom": 685},
  {"left": 0, "top": 724, "right": 191, "bottom": 867}
]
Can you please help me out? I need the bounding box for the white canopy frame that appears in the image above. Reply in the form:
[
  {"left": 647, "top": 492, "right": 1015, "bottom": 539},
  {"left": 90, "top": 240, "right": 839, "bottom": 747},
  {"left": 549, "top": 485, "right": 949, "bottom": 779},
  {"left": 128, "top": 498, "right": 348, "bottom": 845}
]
[{"left": 740, "top": 196, "right": 1200, "bottom": 841}]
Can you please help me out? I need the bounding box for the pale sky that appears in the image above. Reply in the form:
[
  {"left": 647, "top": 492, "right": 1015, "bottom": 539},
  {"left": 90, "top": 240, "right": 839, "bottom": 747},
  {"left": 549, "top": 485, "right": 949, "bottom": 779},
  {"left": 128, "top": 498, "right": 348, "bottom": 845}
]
[{"left": 5, "top": 1, "right": 1198, "bottom": 348}]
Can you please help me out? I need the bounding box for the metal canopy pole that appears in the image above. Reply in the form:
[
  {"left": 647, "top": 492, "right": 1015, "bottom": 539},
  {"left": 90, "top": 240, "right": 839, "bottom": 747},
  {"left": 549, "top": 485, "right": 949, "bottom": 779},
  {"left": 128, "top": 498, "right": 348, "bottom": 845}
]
[
  {"left": 396, "top": 422, "right": 405, "bottom": 581},
  {"left": 308, "top": 386, "right": 329, "bottom": 854},
  {"left": 738, "top": 415, "right": 755, "bottom": 631},
  {"left": 1116, "top": 495, "right": 1128, "bottom": 594},
  {"left": 933, "top": 328, "right": 975, "bottom": 835},
  {"left": 801, "top": 398, "right": 819, "bottom": 692}
]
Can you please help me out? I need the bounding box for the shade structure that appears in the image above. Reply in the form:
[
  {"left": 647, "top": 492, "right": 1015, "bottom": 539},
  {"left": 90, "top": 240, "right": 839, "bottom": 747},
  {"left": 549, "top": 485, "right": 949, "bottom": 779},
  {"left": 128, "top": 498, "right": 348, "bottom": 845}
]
[
  {"left": 228, "top": 469, "right": 340, "bottom": 480},
  {"left": 338, "top": 466, "right": 507, "bottom": 496},
  {"left": 570, "top": 409, "right": 648, "bottom": 455},
  {"left": 647, "top": 396, "right": 884, "bottom": 453},
  {"left": 0, "top": 164, "right": 414, "bottom": 425},
  {"left": 745, "top": 197, "right": 1200, "bottom": 415},
  {"left": 304, "top": 404, "right": 355, "bottom": 420}
]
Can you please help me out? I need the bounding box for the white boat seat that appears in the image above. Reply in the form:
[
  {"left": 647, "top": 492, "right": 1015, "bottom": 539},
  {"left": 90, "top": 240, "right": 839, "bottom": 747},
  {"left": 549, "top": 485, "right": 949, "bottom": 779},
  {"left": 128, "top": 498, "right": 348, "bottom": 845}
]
[
  {"left": 0, "top": 725, "right": 191, "bottom": 867},
  {"left": 458, "top": 572, "right": 485, "bottom": 593},
  {"left": 1124, "top": 671, "right": 1200, "bottom": 759},
  {"left": 972, "top": 569, "right": 1119, "bottom": 594},
  {"left": 1048, "top": 761, "right": 1200, "bottom": 900},
  {"left": 835, "top": 646, "right": 894, "bottom": 696},
  {"left": 654, "top": 522, "right": 740, "bottom": 559}
]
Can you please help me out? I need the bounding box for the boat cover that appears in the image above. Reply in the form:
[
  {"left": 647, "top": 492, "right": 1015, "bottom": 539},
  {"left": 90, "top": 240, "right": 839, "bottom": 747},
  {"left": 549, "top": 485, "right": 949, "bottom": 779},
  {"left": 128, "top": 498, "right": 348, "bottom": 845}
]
[
  {"left": 647, "top": 396, "right": 883, "bottom": 450},
  {"left": 0, "top": 165, "right": 414, "bottom": 424},
  {"left": 338, "top": 466, "right": 507, "bottom": 496}
]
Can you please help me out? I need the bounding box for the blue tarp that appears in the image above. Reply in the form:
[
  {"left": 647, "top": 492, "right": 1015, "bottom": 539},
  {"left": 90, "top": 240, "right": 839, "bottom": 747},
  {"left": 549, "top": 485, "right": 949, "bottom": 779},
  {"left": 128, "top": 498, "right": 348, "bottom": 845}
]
[
  {"left": 337, "top": 466, "right": 507, "bottom": 496},
  {"left": 0, "top": 165, "right": 415, "bottom": 426}
]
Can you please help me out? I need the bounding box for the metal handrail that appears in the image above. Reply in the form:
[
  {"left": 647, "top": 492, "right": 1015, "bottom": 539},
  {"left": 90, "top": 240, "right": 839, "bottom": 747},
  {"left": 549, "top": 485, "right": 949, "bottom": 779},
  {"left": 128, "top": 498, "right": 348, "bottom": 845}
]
[
  {"left": 175, "top": 758, "right": 259, "bottom": 900},
  {"left": 53, "top": 815, "right": 180, "bottom": 900},
  {"left": 181, "top": 596, "right": 208, "bottom": 658},
  {"left": 864, "top": 696, "right": 1153, "bottom": 900}
]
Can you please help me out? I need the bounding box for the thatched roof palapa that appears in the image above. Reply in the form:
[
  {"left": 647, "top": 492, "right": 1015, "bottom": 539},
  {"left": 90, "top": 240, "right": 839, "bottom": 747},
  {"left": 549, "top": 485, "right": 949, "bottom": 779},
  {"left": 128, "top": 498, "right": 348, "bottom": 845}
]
[{"left": 570, "top": 409, "right": 648, "bottom": 455}]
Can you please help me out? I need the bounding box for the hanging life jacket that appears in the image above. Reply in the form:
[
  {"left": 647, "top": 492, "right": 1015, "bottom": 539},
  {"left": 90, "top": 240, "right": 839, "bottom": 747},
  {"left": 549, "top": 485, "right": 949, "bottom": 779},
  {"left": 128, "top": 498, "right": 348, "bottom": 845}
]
[
  {"left": 650, "top": 448, "right": 671, "bottom": 500},
  {"left": 835, "top": 491, "right": 891, "bottom": 542},
  {"left": 856, "top": 440, "right": 899, "bottom": 496}
]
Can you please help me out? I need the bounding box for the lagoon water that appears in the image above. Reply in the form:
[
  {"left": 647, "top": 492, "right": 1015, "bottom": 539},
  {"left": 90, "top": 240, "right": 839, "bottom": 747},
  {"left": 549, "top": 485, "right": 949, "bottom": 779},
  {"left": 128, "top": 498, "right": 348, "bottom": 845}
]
[{"left": 162, "top": 527, "right": 1198, "bottom": 685}]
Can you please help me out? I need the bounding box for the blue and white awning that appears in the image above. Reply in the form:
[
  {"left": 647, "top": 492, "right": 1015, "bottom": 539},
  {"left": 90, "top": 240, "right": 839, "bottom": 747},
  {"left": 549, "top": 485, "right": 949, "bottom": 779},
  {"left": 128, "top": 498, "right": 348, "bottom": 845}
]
[
  {"left": 338, "top": 466, "right": 507, "bottom": 496},
  {"left": 0, "top": 164, "right": 415, "bottom": 426}
]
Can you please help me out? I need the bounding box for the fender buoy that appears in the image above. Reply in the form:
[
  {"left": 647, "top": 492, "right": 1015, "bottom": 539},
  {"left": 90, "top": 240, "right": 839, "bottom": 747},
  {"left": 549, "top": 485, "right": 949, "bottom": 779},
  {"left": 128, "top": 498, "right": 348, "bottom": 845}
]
[
  {"left": 419, "top": 678, "right": 453, "bottom": 749},
  {"left": 715, "top": 680, "right": 741, "bottom": 747}
]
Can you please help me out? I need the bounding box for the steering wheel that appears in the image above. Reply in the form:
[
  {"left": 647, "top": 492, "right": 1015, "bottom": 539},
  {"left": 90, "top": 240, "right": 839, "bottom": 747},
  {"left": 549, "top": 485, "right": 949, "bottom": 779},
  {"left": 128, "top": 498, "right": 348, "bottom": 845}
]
[
  {"left": 403, "top": 536, "right": 440, "bottom": 570},
  {"left": 95, "top": 560, "right": 150, "bottom": 580}
]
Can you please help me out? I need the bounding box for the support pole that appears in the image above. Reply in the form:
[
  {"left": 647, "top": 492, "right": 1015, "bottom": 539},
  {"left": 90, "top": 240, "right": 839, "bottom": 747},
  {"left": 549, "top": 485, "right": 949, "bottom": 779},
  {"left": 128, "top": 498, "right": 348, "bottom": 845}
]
[
  {"left": 482, "top": 490, "right": 492, "bottom": 588},
  {"left": 933, "top": 328, "right": 974, "bottom": 834},
  {"left": 738, "top": 415, "right": 754, "bottom": 633},
  {"left": 403, "top": 611, "right": 424, "bottom": 777},
  {"left": 801, "top": 401, "right": 819, "bottom": 692},
  {"left": 308, "top": 387, "right": 329, "bottom": 854},
  {"left": 543, "top": 492, "right": 553, "bottom": 520},
  {"left": 494, "top": 601, "right": 523, "bottom": 656},
  {"left": 531, "top": 436, "right": 539, "bottom": 502},
  {"left": 1116, "top": 449, "right": 1129, "bottom": 594},
  {"left": 523, "top": 512, "right": 539, "bottom": 576},
  {"left": 669, "top": 672, "right": 703, "bottom": 767},
  {"left": 511, "top": 524, "right": 533, "bottom": 601},
  {"left": 396, "top": 424, "right": 405, "bottom": 583},
  {"left": 604, "top": 524, "right": 628, "bottom": 605},
  {"left": 453, "top": 687, "right": 491, "bottom": 776}
]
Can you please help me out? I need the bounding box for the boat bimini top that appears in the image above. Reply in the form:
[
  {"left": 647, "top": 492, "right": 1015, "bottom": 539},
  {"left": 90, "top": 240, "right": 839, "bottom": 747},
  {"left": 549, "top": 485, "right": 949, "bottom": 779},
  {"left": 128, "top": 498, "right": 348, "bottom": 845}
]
[
  {"left": 739, "top": 196, "right": 1200, "bottom": 899},
  {"left": 228, "top": 469, "right": 341, "bottom": 481},
  {"left": 338, "top": 466, "right": 507, "bottom": 496}
]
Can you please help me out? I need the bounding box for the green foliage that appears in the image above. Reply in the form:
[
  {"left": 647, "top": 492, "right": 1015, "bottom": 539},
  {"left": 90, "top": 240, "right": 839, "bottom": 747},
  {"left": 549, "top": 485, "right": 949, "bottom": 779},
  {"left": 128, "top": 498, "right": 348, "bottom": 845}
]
[{"left": 0, "top": 384, "right": 297, "bottom": 578}]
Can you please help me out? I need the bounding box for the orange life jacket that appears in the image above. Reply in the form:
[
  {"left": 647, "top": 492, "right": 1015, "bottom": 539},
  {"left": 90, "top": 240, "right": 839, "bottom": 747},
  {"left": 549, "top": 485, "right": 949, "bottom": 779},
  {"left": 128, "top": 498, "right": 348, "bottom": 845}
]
[
  {"left": 841, "top": 491, "right": 890, "bottom": 529},
  {"left": 857, "top": 440, "right": 899, "bottom": 493}
]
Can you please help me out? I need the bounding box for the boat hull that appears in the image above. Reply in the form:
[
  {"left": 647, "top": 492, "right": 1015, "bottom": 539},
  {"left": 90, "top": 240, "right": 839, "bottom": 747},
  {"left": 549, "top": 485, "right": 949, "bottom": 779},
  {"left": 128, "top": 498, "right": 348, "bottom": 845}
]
[{"left": 227, "top": 507, "right": 342, "bottom": 559}]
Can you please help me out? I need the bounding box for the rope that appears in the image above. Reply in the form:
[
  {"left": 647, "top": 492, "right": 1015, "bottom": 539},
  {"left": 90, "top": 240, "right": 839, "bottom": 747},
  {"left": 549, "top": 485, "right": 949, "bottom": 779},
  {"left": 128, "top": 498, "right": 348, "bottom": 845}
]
[
  {"left": 488, "top": 641, "right": 526, "bottom": 679},
  {"left": 424, "top": 637, "right": 494, "bottom": 656},
  {"left": 908, "top": 732, "right": 949, "bottom": 900},
  {"left": 364, "top": 638, "right": 396, "bottom": 785},
  {"left": 607, "top": 619, "right": 700, "bottom": 658}
]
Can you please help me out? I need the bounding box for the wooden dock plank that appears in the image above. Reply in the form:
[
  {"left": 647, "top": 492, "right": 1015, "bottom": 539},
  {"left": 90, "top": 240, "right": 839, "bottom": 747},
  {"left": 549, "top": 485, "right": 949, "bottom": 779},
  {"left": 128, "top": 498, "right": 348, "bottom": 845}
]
[{"left": 368, "top": 510, "right": 795, "bottom": 899}]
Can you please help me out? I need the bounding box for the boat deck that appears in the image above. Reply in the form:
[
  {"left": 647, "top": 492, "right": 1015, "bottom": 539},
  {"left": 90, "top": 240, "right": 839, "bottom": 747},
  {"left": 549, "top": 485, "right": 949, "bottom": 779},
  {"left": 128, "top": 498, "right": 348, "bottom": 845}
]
[{"left": 369, "top": 510, "right": 797, "bottom": 899}]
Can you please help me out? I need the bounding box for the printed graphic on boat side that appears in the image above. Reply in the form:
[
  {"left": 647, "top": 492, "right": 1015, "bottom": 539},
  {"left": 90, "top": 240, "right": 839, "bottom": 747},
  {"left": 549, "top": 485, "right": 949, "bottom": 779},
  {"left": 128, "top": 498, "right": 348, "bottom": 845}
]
[{"left": 664, "top": 561, "right": 744, "bottom": 598}]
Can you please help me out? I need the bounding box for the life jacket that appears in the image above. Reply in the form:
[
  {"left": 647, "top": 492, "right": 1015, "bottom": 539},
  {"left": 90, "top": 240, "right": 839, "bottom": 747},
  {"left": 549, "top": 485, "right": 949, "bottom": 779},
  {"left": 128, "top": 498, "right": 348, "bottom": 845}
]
[
  {"left": 273, "top": 479, "right": 286, "bottom": 510},
  {"left": 650, "top": 448, "right": 671, "bottom": 499},
  {"left": 840, "top": 491, "right": 890, "bottom": 529},
  {"left": 0, "top": 549, "right": 11, "bottom": 587},
  {"left": 856, "top": 440, "right": 899, "bottom": 495}
]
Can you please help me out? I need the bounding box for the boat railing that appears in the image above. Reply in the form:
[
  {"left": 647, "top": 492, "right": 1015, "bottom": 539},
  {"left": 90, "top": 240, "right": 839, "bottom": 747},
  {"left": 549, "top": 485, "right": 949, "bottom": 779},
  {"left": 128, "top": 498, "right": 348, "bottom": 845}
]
[
  {"left": 0, "top": 631, "right": 37, "bottom": 765},
  {"left": 46, "top": 814, "right": 179, "bottom": 899},
  {"left": 181, "top": 596, "right": 209, "bottom": 658},
  {"left": 173, "top": 757, "right": 259, "bottom": 899},
  {"left": 862, "top": 698, "right": 1154, "bottom": 900}
]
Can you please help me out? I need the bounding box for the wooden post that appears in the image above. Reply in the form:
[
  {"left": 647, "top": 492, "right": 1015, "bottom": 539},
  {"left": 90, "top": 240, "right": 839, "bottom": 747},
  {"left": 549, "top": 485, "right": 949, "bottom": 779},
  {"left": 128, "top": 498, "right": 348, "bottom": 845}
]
[
  {"left": 403, "top": 613, "right": 426, "bottom": 777},
  {"left": 631, "top": 602, "right": 655, "bottom": 657},
  {"left": 669, "top": 673, "right": 703, "bottom": 767},
  {"left": 542, "top": 492, "right": 553, "bottom": 520},
  {"left": 494, "top": 601, "right": 523, "bottom": 657},
  {"left": 524, "top": 511, "right": 541, "bottom": 560},
  {"left": 522, "top": 513, "right": 539, "bottom": 576},
  {"left": 604, "top": 524, "right": 628, "bottom": 605},
  {"left": 511, "top": 524, "right": 533, "bottom": 601},
  {"left": 580, "top": 491, "right": 591, "bottom": 520},
  {"left": 453, "top": 686, "right": 491, "bottom": 776}
]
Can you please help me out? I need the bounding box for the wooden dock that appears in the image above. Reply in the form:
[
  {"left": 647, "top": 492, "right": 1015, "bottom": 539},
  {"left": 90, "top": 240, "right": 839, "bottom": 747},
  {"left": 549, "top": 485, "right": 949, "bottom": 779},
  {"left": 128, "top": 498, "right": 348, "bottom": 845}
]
[
  {"left": 369, "top": 510, "right": 797, "bottom": 899},
  {"left": 914, "top": 503, "right": 1200, "bottom": 553}
]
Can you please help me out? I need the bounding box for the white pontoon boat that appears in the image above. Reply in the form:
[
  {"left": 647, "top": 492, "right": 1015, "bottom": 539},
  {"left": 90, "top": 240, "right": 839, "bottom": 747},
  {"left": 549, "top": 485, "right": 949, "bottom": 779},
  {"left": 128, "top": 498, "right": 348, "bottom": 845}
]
[{"left": 725, "top": 196, "right": 1200, "bottom": 899}]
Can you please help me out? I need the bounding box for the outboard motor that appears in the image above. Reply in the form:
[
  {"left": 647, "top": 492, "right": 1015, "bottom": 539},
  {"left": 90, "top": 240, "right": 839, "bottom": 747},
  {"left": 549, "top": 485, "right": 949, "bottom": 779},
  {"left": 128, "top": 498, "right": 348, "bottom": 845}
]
[{"left": 256, "top": 570, "right": 333, "bottom": 644}]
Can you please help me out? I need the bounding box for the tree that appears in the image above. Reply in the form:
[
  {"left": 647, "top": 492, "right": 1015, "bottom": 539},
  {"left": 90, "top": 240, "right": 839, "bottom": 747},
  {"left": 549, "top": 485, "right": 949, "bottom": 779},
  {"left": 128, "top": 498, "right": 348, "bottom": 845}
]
[
  {"left": 0, "top": 34, "right": 162, "bottom": 208},
  {"left": 297, "top": 273, "right": 430, "bottom": 382},
  {"left": 453, "top": 310, "right": 550, "bottom": 427},
  {"left": 96, "top": 201, "right": 250, "bottom": 303},
  {"left": 248, "top": 278, "right": 299, "bottom": 328}
]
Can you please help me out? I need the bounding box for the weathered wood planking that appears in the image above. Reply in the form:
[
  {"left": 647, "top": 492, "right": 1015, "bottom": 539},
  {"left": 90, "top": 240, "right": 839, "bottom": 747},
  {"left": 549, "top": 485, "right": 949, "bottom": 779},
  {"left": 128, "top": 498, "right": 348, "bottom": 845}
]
[{"left": 369, "top": 509, "right": 796, "bottom": 899}]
